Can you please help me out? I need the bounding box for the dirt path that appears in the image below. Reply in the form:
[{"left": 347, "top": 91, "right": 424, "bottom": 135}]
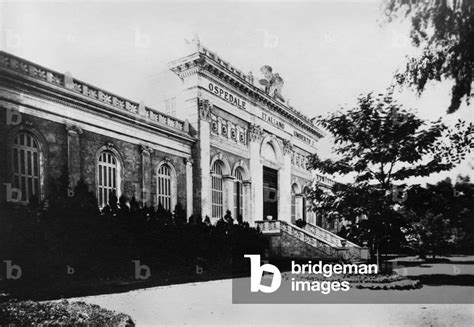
[{"left": 70, "top": 257, "right": 474, "bottom": 326}]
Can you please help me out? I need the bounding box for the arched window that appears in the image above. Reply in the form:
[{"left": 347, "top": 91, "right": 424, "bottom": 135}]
[
  {"left": 261, "top": 142, "right": 277, "bottom": 162},
  {"left": 12, "top": 132, "right": 40, "bottom": 203},
  {"left": 234, "top": 168, "right": 244, "bottom": 220},
  {"left": 97, "top": 151, "right": 121, "bottom": 208},
  {"left": 211, "top": 161, "right": 224, "bottom": 219},
  {"left": 157, "top": 164, "right": 172, "bottom": 210},
  {"left": 303, "top": 187, "right": 315, "bottom": 225}
]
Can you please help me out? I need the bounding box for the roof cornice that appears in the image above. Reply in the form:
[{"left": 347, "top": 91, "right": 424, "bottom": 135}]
[
  {"left": 169, "top": 47, "right": 325, "bottom": 139},
  {"left": 0, "top": 51, "right": 194, "bottom": 142}
]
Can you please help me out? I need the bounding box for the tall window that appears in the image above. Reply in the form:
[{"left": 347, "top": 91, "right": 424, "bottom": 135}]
[
  {"left": 211, "top": 161, "right": 224, "bottom": 219},
  {"left": 234, "top": 168, "right": 243, "bottom": 220},
  {"left": 12, "top": 132, "right": 40, "bottom": 203},
  {"left": 157, "top": 164, "right": 172, "bottom": 210},
  {"left": 303, "top": 187, "right": 315, "bottom": 225},
  {"left": 97, "top": 151, "right": 120, "bottom": 208}
]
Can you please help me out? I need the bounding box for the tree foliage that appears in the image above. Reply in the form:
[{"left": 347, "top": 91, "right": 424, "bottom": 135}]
[
  {"left": 309, "top": 92, "right": 473, "bottom": 188},
  {"left": 384, "top": 0, "right": 474, "bottom": 113},
  {"left": 309, "top": 183, "right": 407, "bottom": 253},
  {"left": 401, "top": 176, "right": 474, "bottom": 256},
  {"left": 308, "top": 92, "right": 472, "bottom": 253}
]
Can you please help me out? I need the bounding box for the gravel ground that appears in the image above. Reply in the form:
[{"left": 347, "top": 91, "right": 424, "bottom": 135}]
[{"left": 69, "top": 257, "right": 474, "bottom": 326}]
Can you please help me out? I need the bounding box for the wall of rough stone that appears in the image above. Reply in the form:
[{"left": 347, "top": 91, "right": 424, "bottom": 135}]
[
  {"left": 0, "top": 109, "right": 189, "bottom": 214},
  {"left": 274, "top": 231, "right": 331, "bottom": 260}
]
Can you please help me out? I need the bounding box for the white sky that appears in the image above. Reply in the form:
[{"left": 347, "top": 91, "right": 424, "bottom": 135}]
[{"left": 1, "top": 0, "right": 472, "bottom": 185}]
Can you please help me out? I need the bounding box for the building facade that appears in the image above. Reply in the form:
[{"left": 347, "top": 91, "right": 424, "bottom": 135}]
[
  {"left": 0, "top": 47, "right": 334, "bottom": 228},
  {"left": 0, "top": 51, "right": 194, "bottom": 217},
  {"left": 168, "top": 45, "right": 327, "bottom": 226}
]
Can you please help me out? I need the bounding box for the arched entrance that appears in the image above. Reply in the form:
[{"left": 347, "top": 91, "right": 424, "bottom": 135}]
[
  {"left": 263, "top": 166, "right": 278, "bottom": 220},
  {"left": 260, "top": 137, "right": 283, "bottom": 220}
]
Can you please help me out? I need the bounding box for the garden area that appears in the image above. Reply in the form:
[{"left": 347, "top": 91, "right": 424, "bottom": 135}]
[{"left": 0, "top": 171, "right": 268, "bottom": 303}]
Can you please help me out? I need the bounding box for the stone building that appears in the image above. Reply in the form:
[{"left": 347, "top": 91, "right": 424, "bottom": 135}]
[
  {"left": 0, "top": 51, "right": 194, "bottom": 215},
  {"left": 0, "top": 46, "right": 363, "bottom": 259},
  {"left": 167, "top": 45, "right": 328, "bottom": 227}
]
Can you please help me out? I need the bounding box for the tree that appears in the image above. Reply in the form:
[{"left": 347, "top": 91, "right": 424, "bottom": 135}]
[
  {"left": 401, "top": 176, "right": 474, "bottom": 257},
  {"left": 308, "top": 92, "right": 473, "bottom": 259},
  {"left": 310, "top": 92, "right": 472, "bottom": 186},
  {"left": 384, "top": 0, "right": 474, "bottom": 113},
  {"left": 310, "top": 180, "right": 407, "bottom": 257}
]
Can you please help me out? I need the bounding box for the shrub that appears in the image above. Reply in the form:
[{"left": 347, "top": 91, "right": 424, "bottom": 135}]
[
  {"left": 0, "top": 300, "right": 134, "bottom": 326},
  {"left": 295, "top": 219, "right": 306, "bottom": 228},
  {"left": 0, "top": 173, "right": 267, "bottom": 295}
]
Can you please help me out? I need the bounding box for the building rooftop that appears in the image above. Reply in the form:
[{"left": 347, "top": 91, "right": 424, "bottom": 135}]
[
  {"left": 0, "top": 51, "right": 191, "bottom": 138},
  {"left": 169, "top": 44, "right": 325, "bottom": 139}
]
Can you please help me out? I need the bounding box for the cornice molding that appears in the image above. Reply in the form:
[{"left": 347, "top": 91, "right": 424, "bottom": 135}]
[
  {"left": 0, "top": 50, "right": 192, "bottom": 140},
  {"left": 169, "top": 48, "right": 325, "bottom": 139},
  {"left": 0, "top": 68, "right": 196, "bottom": 145}
]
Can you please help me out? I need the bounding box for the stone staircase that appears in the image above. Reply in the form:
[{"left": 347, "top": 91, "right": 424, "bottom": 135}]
[{"left": 255, "top": 220, "right": 366, "bottom": 262}]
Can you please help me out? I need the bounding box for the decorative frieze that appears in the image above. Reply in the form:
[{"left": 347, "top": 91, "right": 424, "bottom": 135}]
[
  {"left": 210, "top": 113, "right": 248, "bottom": 146},
  {"left": 198, "top": 99, "right": 213, "bottom": 122},
  {"left": 168, "top": 45, "right": 325, "bottom": 139},
  {"left": 292, "top": 151, "right": 309, "bottom": 169},
  {"left": 249, "top": 124, "right": 263, "bottom": 142},
  {"left": 282, "top": 139, "right": 293, "bottom": 155}
]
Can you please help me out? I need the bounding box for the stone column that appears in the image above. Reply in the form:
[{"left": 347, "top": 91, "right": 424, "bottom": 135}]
[
  {"left": 185, "top": 157, "right": 194, "bottom": 219},
  {"left": 223, "top": 175, "right": 235, "bottom": 218},
  {"left": 295, "top": 195, "right": 304, "bottom": 221},
  {"left": 249, "top": 124, "right": 264, "bottom": 225},
  {"left": 242, "top": 180, "right": 251, "bottom": 223},
  {"left": 65, "top": 124, "right": 83, "bottom": 193},
  {"left": 140, "top": 145, "right": 153, "bottom": 206},
  {"left": 279, "top": 140, "right": 293, "bottom": 223},
  {"left": 198, "top": 99, "right": 212, "bottom": 220}
]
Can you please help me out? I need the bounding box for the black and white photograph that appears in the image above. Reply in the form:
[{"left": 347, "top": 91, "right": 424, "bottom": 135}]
[{"left": 0, "top": 0, "right": 473, "bottom": 325}]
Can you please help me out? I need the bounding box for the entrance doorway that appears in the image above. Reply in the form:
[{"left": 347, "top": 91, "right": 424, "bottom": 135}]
[{"left": 263, "top": 166, "right": 278, "bottom": 220}]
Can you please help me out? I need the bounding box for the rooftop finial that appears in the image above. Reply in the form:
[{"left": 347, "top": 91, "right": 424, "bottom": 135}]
[
  {"left": 259, "top": 65, "right": 285, "bottom": 103},
  {"left": 185, "top": 34, "right": 202, "bottom": 52}
]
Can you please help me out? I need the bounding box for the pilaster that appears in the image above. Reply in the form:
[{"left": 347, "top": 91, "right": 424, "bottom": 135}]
[
  {"left": 249, "top": 123, "right": 264, "bottom": 225},
  {"left": 185, "top": 157, "right": 194, "bottom": 218},
  {"left": 279, "top": 140, "right": 293, "bottom": 223},
  {"left": 65, "top": 124, "right": 83, "bottom": 191},
  {"left": 223, "top": 175, "right": 235, "bottom": 217},
  {"left": 198, "top": 99, "right": 212, "bottom": 219},
  {"left": 140, "top": 144, "right": 153, "bottom": 206}
]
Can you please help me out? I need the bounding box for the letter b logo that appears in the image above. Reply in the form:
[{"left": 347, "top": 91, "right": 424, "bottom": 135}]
[
  {"left": 132, "top": 260, "right": 151, "bottom": 280},
  {"left": 4, "top": 260, "right": 22, "bottom": 280},
  {"left": 245, "top": 255, "right": 281, "bottom": 293}
]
